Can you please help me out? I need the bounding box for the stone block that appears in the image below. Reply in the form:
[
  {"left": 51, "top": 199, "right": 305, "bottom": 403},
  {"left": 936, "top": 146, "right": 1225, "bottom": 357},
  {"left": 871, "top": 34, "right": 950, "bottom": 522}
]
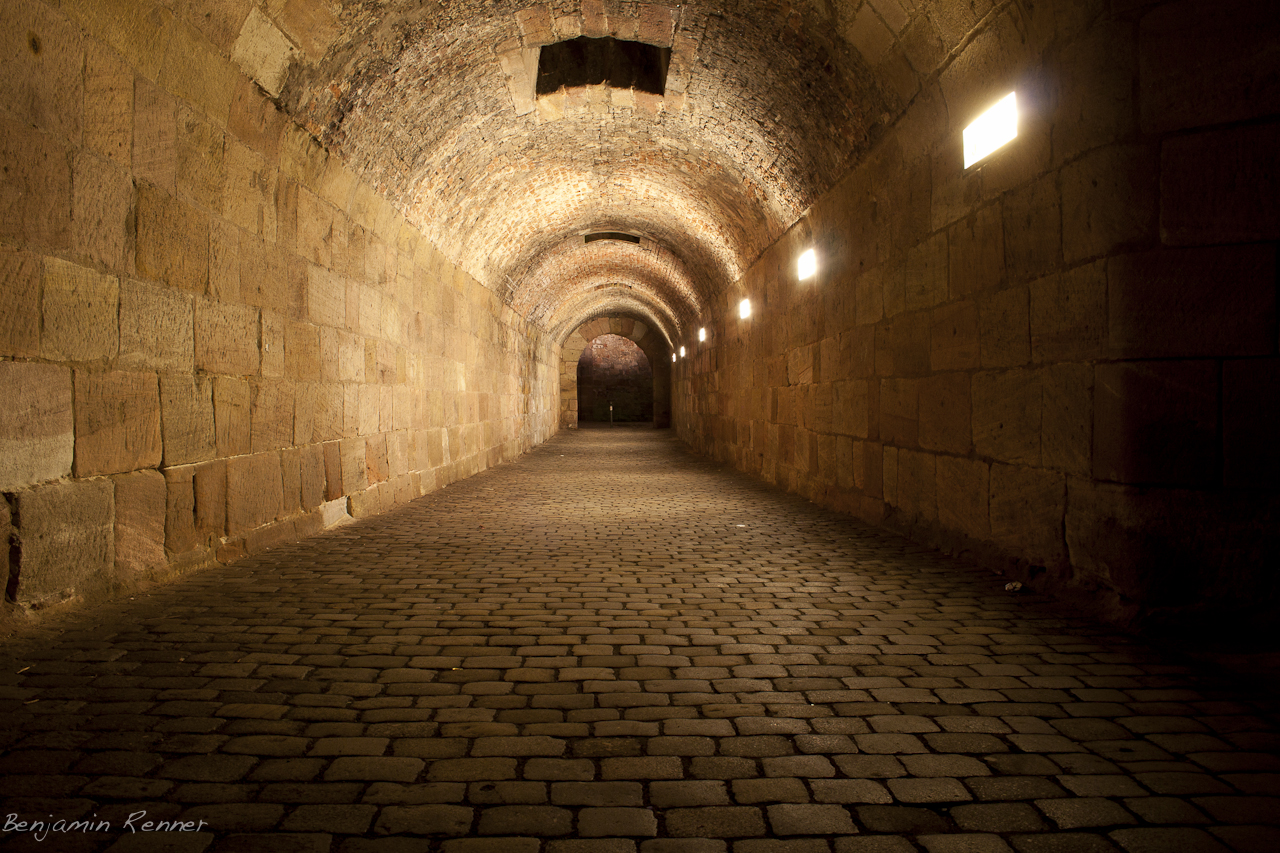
[
  {"left": 163, "top": 464, "right": 197, "bottom": 555},
  {"left": 0, "top": 0, "right": 83, "bottom": 142},
  {"left": 280, "top": 447, "right": 302, "bottom": 517},
  {"left": 286, "top": 321, "right": 322, "bottom": 381},
  {"left": 136, "top": 183, "right": 209, "bottom": 292},
  {"left": 176, "top": 104, "right": 225, "bottom": 214},
  {"left": 879, "top": 378, "right": 919, "bottom": 448},
  {"left": 930, "top": 301, "right": 979, "bottom": 371},
  {"left": 855, "top": 266, "right": 885, "bottom": 326},
  {"left": 160, "top": 373, "right": 215, "bottom": 466},
  {"left": 1223, "top": 359, "right": 1280, "bottom": 490},
  {"left": 1139, "top": 0, "right": 1280, "bottom": 135},
  {"left": 896, "top": 448, "right": 937, "bottom": 523},
  {"left": 1029, "top": 261, "right": 1106, "bottom": 363},
  {"left": 226, "top": 451, "right": 284, "bottom": 535},
  {"left": 832, "top": 380, "right": 874, "bottom": 439},
  {"left": 1041, "top": 364, "right": 1092, "bottom": 479},
  {"left": 209, "top": 217, "right": 241, "bottom": 303},
  {"left": 41, "top": 258, "right": 118, "bottom": 362},
  {"left": 11, "top": 479, "right": 113, "bottom": 605},
  {"left": 229, "top": 77, "right": 286, "bottom": 160},
  {"left": 1161, "top": 122, "right": 1280, "bottom": 245},
  {"left": 119, "top": 279, "right": 194, "bottom": 371},
  {"left": 299, "top": 443, "right": 326, "bottom": 509},
  {"left": 0, "top": 362, "right": 73, "bottom": 491},
  {"left": 947, "top": 204, "right": 1002, "bottom": 298},
  {"left": 1002, "top": 174, "right": 1060, "bottom": 285},
  {"left": 1108, "top": 245, "right": 1276, "bottom": 358},
  {"left": 904, "top": 232, "right": 948, "bottom": 311},
  {"left": 312, "top": 382, "right": 344, "bottom": 442},
  {"left": 84, "top": 41, "right": 132, "bottom": 166},
  {"left": 232, "top": 7, "right": 298, "bottom": 98},
  {"left": 1054, "top": 20, "right": 1137, "bottom": 163},
  {"left": 936, "top": 456, "right": 989, "bottom": 541},
  {"left": 340, "top": 437, "right": 368, "bottom": 494},
  {"left": 1093, "top": 361, "right": 1218, "bottom": 486},
  {"left": 875, "top": 312, "right": 930, "bottom": 377},
  {"left": 972, "top": 369, "right": 1040, "bottom": 466},
  {"left": 978, "top": 286, "right": 1029, "bottom": 369},
  {"left": 323, "top": 440, "right": 344, "bottom": 500},
  {"left": 1061, "top": 144, "right": 1158, "bottom": 264},
  {"left": 224, "top": 138, "right": 277, "bottom": 240},
  {"left": 918, "top": 373, "right": 971, "bottom": 455},
  {"left": 113, "top": 469, "right": 166, "bottom": 577},
  {"left": 194, "top": 459, "right": 227, "bottom": 545},
  {"left": 251, "top": 380, "right": 294, "bottom": 453},
  {"left": 366, "top": 433, "right": 390, "bottom": 484},
  {"left": 0, "top": 248, "right": 40, "bottom": 358},
  {"left": 308, "top": 265, "right": 346, "bottom": 328},
  {"left": 0, "top": 118, "right": 72, "bottom": 250},
  {"left": 260, "top": 309, "right": 285, "bottom": 378},
  {"left": 72, "top": 150, "right": 133, "bottom": 270},
  {"left": 74, "top": 370, "right": 163, "bottom": 477},
  {"left": 240, "top": 234, "right": 290, "bottom": 317},
  {"left": 157, "top": 18, "right": 236, "bottom": 126},
  {"left": 196, "top": 299, "right": 260, "bottom": 375},
  {"left": 132, "top": 76, "right": 176, "bottom": 191},
  {"left": 214, "top": 376, "right": 251, "bottom": 457},
  {"left": 989, "top": 464, "right": 1066, "bottom": 569}
]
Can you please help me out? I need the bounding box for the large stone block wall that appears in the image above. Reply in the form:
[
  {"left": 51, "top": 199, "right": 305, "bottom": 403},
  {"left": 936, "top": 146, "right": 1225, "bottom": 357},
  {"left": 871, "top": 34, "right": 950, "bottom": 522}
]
[
  {"left": 0, "top": 0, "right": 559, "bottom": 609},
  {"left": 675, "top": 0, "right": 1279, "bottom": 630}
]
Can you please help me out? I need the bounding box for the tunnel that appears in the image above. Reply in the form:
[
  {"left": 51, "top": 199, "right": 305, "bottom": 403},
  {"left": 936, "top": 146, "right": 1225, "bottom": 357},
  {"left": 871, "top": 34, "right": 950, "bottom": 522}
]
[{"left": 0, "top": 0, "right": 1278, "bottom": 847}]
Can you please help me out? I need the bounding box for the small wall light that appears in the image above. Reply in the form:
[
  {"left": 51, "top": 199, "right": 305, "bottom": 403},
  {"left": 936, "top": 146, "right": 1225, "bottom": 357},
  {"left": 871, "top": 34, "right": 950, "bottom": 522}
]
[
  {"left": 698, "top": 327, "right": 706, "bottom": 342},
  {"left": 963, "top": 91, "right": 1018, "bottom": 169},
  {"left": 679, "top": 346, "right": 686, "bottom": 358},
  {"left": 797, "top": 248, "right": 817, "bottom": 280},
  {"left": 739, "top": 298, "right": 751, "bottom": 319},
  {"left": 671, "top": 353, "right": 676, "bottom": 362}
]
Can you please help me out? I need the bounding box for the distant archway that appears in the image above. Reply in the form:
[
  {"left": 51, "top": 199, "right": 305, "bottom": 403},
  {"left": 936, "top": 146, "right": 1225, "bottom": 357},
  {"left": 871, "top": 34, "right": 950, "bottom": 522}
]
[
  {"left": 577, "top": 334, "right": 654, "bottom": 423},
  {"left": 560, "top": 316, "right": 671, "bottom": 429}
]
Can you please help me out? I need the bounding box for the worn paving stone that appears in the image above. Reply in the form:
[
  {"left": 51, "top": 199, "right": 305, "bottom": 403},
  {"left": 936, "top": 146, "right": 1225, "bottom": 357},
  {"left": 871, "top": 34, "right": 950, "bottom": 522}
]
[{"left": 0, "top": 428, "right": 1277, "bottom": 850}]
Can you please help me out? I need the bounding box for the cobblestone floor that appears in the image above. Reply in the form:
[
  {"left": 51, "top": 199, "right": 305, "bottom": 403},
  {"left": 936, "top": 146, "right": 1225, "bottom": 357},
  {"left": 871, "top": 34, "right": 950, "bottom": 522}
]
[{"left": 2, "top": 427, "right": 1278, "bottom": 853}]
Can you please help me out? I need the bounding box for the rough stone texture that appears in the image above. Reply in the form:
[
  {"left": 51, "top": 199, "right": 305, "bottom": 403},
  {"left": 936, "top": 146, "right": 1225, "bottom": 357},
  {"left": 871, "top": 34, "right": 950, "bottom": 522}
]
[
  {"left": 226, "top": 451, "right": 284, "bottom": 536},
  {"left": 119, "top": 279, "right": 195, "bottom": 372},
  {"left": 113, "top": 469, "right": 167, "bottom": 578},
  {"left": 73, "top": 370, "right": 163, "bottom": 477},
  {"left": 0, "top": 361, "right": 74, "bottom": 491},
  {"left": 160, "top": 373, "right": 216, "bottom": 466},
  {"left": 10, "top": 478, "right": 113, "bottom": 605},
  {"left": 40, "top": 257, "right": 119, "bottom": 362}
]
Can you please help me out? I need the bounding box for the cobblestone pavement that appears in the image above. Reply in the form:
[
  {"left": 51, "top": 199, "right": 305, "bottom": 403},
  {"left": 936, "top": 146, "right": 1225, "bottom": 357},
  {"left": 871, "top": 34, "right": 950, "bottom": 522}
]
[{"left": 2, "top": 428, "right": 1278, "bottom": 853}]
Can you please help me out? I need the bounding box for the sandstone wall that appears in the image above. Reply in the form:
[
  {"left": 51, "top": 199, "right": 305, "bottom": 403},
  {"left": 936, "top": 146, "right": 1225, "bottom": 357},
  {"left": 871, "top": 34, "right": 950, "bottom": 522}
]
[
  {"left": 0, "top": 0, "right": 559, "bottom": 610},
  {"left": 675, "top": 0, "right": 1279, "bottom": 631}
]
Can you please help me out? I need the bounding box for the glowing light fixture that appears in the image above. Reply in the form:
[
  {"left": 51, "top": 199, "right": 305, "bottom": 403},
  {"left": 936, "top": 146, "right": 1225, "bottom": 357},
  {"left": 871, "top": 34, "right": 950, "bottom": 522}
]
[
  {"left": 679, "top": 346, "right": 686, "bottom": 358},
  {"left": 797, "top": 248, "right": 817, "bottom": 280},
  {"left": 671, "top": 353, "right": 676, "bottom": 363},
  {"left": 963, "top": 91, "right": 1018, "bottom": 169},
  {"left": 698, "top": 327, "right": 706, "bottom": 342},
  {"left": 739, "top": 298, "right": 752, "bottom": 319}
]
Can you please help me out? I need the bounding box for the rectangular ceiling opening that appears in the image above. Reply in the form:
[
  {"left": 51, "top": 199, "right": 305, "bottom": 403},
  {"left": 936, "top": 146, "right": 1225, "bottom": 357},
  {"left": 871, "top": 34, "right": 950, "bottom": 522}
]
[
  {"left": 537, "top": 37, "right": 671, "bottom": 97},
  {"left": 585, "top": 232, "right": 641, "bottom": 244}
]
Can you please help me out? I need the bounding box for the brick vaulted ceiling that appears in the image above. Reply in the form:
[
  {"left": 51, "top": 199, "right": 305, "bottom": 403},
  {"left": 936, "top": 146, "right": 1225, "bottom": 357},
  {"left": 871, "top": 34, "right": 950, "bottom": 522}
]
[{"left": 272, "top": 0, "right": 909, "bottom": 344}]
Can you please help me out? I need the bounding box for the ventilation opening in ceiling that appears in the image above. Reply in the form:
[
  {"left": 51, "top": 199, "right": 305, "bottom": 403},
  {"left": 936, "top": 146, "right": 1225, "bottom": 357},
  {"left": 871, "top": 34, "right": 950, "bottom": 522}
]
[
  {"left": 585, "top": 232, "right": 642, "bottom": 244},
  {"left": 537, "top": 37, "right": 671, "bottom": 97}
]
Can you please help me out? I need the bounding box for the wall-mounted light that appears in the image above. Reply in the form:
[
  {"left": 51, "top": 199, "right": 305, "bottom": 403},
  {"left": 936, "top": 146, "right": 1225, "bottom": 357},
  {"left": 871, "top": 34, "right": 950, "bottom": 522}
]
[
  {"left": 679, "top": 346, "right": 686, "bottom": 358},
  {"left": 698, "top": 327, "right": 706, "bottom": 342},
  {"left": 671, "top": 353, "right": 676, "bottom": 363},
  {"left": 797, "top": 248, "right": 817, "bottom": 281},
  {"left": 739, "top": 298, "right": 752, "bottom": 319},
  {"left": 963, "top": 91, "right": 1018, "bottom": 169}
]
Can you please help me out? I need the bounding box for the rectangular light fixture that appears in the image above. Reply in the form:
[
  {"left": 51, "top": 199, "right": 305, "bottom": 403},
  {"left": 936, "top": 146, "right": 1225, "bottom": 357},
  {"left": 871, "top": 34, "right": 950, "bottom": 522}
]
[
  {"left": 797, "top": 248, "right": 817, "bottom": 280},
  {"left": 679, "top": 346, "right": 686, "bottom": 358},
  {"left": 698, "top": 327, "right": 706, "bottom": 342},
  {"left": 739, "top": 298, "right": 751, "bottom": 319},
  {"left": 963, "top": 91, "right": 1018, "bottom": 169}
]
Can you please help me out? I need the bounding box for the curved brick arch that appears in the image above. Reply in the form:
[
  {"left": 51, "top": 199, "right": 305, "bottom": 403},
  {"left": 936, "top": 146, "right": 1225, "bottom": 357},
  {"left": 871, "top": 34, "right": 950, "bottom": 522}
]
[{"left": 560, "top": 316, "right": 672, "bottom": 428}]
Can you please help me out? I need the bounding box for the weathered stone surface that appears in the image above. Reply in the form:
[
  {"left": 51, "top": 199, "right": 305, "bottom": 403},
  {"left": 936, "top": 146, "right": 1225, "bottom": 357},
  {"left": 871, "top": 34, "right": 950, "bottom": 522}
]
[
  {"left": 0, "top": 0, "right": 84, "bottom": 142},
  {"left": 1061, "top": 144, "right": 1157, "bottom": 264},
  {"left": 196, "top": 298, "right": 260, "bottom": 375},
  {"left": 214, "top": 376, "right": 252, "bottom": 457},
  {"left": 1160, "top": 122, "right": 1280, "bottom": 245},
  {"left": 936, "top": 456, "right": 989, "bottom": 541},
  {"left": 72, "top": 150, "right": 133, "bottom": 270},
  {"left": 978, "top": 286, "right": 1029, "bottom": 369},
  {"left": 226, "top": 451, "right": 284, "bottom": 535},
  {"left": 176, "top": 104, "right": 225, "bottom": 214},
  {"left": 286, "top": 321, "right": 322, "bottom": 381},
  {"left": 930, "top": 301, "right": 979, "bottom": 371},
  {"left": 947, "top": 204, "right": 1001, "bottom": 298},
  {"left": 895, "top": 448, "right": 936, "bottom": 523},
  {"left": 250, "top": 380, "right": 294, "bottom": 452},
  {"left": 0, "top": 248, "right": 41, "bottom": 358},
  {"left": 280, "top": 446, "right": 302, "bottom": 517},
  {"left": 132, "top": 76, "right": 176, "bottom": 191},
  {"left": 160, "top": 373, "right": 215, "bottom": 466},
  {"left": 136, "top": 183, "right": 209, "bottom": 293},
  {"left": 0, "top": 362, "right": 74, "bottom": 491},
  {"left": 299, "top": 443, "right": 327, "bottom": 509},
  {"left": 917, "top": 372, "right": 970, "bottom": 455},
  {"left": 119, "top": 279, "right": 194, "bottom": 372},
  {"left": 341, "top": 437, "right": 369, "bottom": 495},
  {"left": 989, "top": 463, "right": 1066, "bottom": 570},
  {"left": 74, "top": 370, "right": 163, "bottom": 477},
  {"left": 11, "top": 479, "right": 113, "bottom": 605},
  {"left": 84, "top": 40, "right": 132, "bottom": 166},
  {"left": 1028, "top": 261, "right": 1106, "bottom": 363},
  {"left": 0, "top": 119, "right": 72, "bottom": 251},
  {"left": 1093, "top": 361, "right": 1218, "bottom": 487},
  {"left": 972, "top": 369, "right": 1040, "bottom": 466},
  {"left": 323, "top": 440, "right": 344, "bottom": 500},
  {"left": 904, "top": 231, "right": 948, "bottom": 310},
  {"left": 1041, "top": 364, "right": 1091, "bottom": 479},
  {"left": 113, "top": 469, "right": 166, "bottom": 577},
  {"left": 879, "top": 378, "right": 918, "bottom": 448},
  {"left": 41, "top": 258, "right": 119, "bottom": 362},
  {"left": 1107, "top": 245, "right": 1276, "bottom": 359},
  {"left": 1002, "top": 174, "right": 1060, "bottom": 286}
]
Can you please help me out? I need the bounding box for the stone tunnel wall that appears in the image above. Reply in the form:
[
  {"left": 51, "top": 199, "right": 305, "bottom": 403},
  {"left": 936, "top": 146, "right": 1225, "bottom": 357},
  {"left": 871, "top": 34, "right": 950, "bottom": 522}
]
[
  {"left": 675, "top": 0, "right": 1279, "bottom": 632},
  {"left": 0, "top": 0, "right": 560, "bottom": 611}
]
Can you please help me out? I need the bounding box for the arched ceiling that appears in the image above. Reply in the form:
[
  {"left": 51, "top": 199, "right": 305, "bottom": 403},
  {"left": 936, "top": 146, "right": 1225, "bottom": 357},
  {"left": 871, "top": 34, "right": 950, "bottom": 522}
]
[{"left": 272, "top": 0, "right": 914, "bottom": 343}]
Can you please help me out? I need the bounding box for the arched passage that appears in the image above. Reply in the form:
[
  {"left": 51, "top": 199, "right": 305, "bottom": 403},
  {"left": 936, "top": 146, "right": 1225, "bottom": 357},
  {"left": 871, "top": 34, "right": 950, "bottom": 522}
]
[
  {"left": 577, "top": 334, "right": 654, "bottom": 423},
  {"left": 561, "top": 317, "right": 671, "bottom": 429}
]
